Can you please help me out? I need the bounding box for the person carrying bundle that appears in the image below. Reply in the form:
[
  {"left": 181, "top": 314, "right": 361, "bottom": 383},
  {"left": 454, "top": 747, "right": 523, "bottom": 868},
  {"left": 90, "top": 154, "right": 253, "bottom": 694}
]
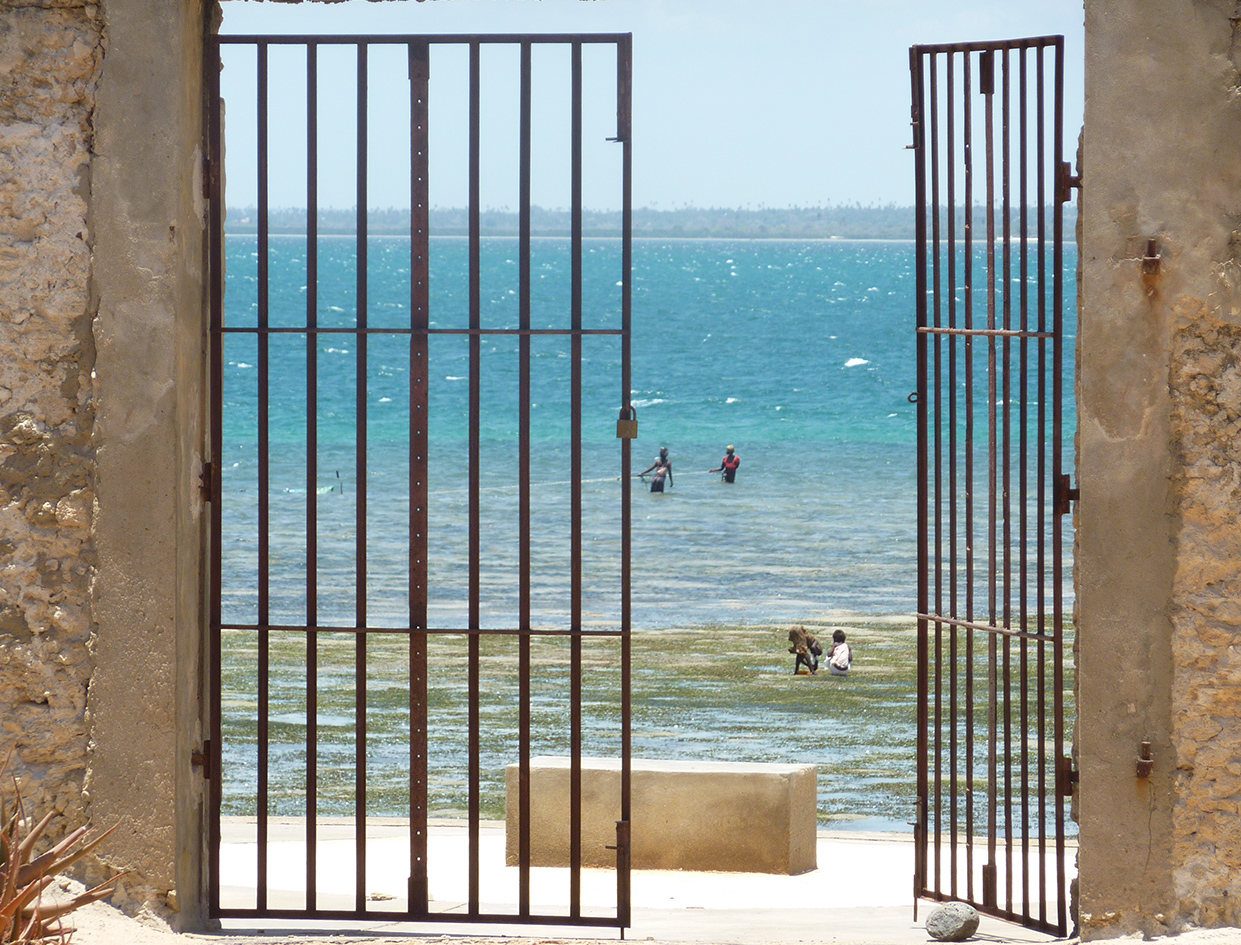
[{"left": 787, "top": 625, "right": 822, "bottom": 675}]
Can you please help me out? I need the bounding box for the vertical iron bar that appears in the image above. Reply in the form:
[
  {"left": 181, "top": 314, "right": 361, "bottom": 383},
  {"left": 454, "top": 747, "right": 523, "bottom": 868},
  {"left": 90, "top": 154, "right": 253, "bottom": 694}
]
[
  {"left": 517, "top": 39, "right": 533, "bottom": 921},
  {"left": 256, "top": 41, "right": 271, "bottom": 914},
  {"left": 1051, "top": 36, "right": 1068, "bottom": 936},
  {"left": 206, "top": 31, "right": 224, "bottom": 921},
  {"left": 305, "top": 41, "right": 320, "bottom": 914},
  {"left": 1035, "top": 44, "right": 1048, "bottom": 926},
  {"left": 928, "top": 50, "right": 945, "bottom": 901},
  {"left": 569, "top": 40, "right": 584, "bottom": 920},
  {"left": 617, "top": 32, "right": 633, "bottom": 932},
  {"left": 1017, "top": 45, "right": 1032, "bottom": 925},
  {"left": 982, "top": 47, "right": 999, "bottom": 912},
  {"left": 466, "top": 37, "right": 482, "bottom": 918},
  {"left": 354, "top": 40, "right": 369, "bottom": 913},
  {"left": 962, "top": 48, "right": 976, "bottom": 904},
  {"left": 945, "top": 50, "right": 959, "bottom": 901},
  {"left": 408, "top": 39, "right": 431, "bottom": 916},
  {"left": 911, "top": 44, "right": 930, "bottom": 910},
  {"left": 1000, "top": 46, "right": 1014, "bottom": 917}
]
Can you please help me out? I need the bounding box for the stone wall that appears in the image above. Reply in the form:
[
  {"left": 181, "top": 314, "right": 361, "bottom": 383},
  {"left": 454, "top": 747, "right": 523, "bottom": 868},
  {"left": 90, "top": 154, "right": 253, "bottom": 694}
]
[
  {"left": 1168, "top": 305, "right": 1241, "bottom": 926},
  {"left": 0, "top": 0, "right": 102, "bottom": 837},
  {"left": 1078, "top": 0, "right": 1241, "bottom": 936},
  {"left": 0, "top": 0, "right": 209, "bottom": 927}
]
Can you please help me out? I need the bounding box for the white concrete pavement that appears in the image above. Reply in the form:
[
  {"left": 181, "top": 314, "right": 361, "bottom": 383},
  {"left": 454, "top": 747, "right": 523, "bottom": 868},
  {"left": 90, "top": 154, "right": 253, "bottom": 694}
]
[{"left": 214, "top": 818, "right": 1075, "bottom": 944}]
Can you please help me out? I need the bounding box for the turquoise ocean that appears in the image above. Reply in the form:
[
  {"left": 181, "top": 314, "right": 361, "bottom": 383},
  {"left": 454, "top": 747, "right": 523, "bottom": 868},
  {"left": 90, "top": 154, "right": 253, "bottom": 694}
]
[{"left": 220, "top": 233, "right": 1077, "bottom": 829}]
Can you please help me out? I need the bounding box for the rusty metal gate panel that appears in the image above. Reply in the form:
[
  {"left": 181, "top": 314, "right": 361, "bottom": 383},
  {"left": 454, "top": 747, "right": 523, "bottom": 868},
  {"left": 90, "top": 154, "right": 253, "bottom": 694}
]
[
  {"left": 205, "top": 33, "right": 633, "bottom": 929},
  {"left": 909, "top": 37, "right": 1072, "bottom": 936}
]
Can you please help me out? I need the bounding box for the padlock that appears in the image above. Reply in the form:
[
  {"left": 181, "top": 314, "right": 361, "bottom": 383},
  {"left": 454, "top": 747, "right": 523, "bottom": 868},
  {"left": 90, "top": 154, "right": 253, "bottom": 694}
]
[{"left": 616, "top": 405, "right": 638, "bottom": 439}]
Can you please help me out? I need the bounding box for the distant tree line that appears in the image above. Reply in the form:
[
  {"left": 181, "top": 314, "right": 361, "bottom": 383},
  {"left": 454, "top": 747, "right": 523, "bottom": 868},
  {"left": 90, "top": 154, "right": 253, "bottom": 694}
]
[{"left": 226, "top": 204, "right": 1077, "bottom": 241}]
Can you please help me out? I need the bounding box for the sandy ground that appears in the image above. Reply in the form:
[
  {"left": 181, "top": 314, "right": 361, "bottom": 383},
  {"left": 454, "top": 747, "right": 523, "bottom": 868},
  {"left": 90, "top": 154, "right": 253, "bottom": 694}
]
[{"left": 60, "top": 887, "right": 1241, "bottom": 945}]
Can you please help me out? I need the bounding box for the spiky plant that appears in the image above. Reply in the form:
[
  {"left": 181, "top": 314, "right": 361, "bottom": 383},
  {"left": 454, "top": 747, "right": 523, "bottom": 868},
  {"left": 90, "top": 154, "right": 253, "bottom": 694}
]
[{"left": 0, "top": 754, "right": 120, "bottom": 944}]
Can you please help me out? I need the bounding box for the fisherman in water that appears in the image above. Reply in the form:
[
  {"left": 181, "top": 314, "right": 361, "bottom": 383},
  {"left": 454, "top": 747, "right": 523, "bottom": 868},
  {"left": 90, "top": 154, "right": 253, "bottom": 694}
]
[
  {"left": 639, "top": 447, "right": 674, "bottom": 493},
  {"left": 709, "top": 444, "right": 741, "bottom": 483}
]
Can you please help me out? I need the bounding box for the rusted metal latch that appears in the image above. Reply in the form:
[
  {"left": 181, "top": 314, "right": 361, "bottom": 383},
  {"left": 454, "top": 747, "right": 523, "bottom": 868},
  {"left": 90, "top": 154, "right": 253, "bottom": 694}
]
[
  {"left": 1136, "top": 740, "right": 1154, "bottom": 779},
  {"left": 192, "top": 740, "right": 212, "bottom": 780},
  {"left": 1056, "top": 474, "right": 1079, "bottom": 516},
  {"left": 1057, "top": 755, "right": 1078, "bottom": 798},
  {"left": 1059, "top": 162, "right": 1082, "bottom": 203},
  {"left": 199, "top": 462, "right": 213, "bottom": 503},
  {"left": 1142, "top": 239, "right": 1161, "bottom": 276}
]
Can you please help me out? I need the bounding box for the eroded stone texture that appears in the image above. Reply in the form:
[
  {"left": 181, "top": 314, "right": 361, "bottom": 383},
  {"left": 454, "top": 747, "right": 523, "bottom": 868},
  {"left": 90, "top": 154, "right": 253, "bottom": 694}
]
[
  {"left": 1169, "top": 310, "right": 1241, "bottom": 929},
  {"left": 0, "top": 1, "right": 102, "bottom": 834}
]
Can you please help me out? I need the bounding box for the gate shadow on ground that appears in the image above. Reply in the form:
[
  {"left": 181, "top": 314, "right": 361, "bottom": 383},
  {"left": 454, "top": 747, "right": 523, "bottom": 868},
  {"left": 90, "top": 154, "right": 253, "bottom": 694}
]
[{"left": 218, "top": 817, "right": 1072, "bottom": 944}]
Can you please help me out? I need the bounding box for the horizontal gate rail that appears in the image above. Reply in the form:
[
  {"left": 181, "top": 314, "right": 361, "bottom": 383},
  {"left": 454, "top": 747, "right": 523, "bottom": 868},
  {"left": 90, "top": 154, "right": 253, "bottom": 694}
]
[
  {"left": 215, "top": 625, "right": 628, "bottom": 635},
  {"left": 909, "top": 35, "right": 1069, "bottom": 937},
  {"left": 218, "top": 32, "right": 632, "bottom": 45},
  {"left": 207, "top": 31, "right": 633, "bottom": 930},
  {"left": 916, "top": 613, "right": 1056, "bottom": 644}
]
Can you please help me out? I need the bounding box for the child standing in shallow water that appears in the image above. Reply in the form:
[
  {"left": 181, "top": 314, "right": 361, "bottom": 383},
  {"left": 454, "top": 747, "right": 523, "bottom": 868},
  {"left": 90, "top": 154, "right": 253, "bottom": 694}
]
[{"left": 827, "top": 629, "right": 852, "bottom": 676}]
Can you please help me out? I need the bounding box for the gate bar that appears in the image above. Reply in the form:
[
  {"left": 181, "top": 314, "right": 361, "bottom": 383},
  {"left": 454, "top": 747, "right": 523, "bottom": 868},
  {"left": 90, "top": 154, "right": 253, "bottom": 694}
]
[
  {"left": 256, "top": 40, "right": 271, "bottom": 914},
  {"left": 353, "top": 40, "right": 370, "bottom": 913},
  {"left": 911, "top": 37, "right": 930, "bottom": 916},
  {"left": 1051, "top": 37, "right": 1068, "bottom": 935},
  {"left": 962, "top": 48, "right": 976, "bottom": 904},
  {"left": 927, "top": 50, "right": 943, "bottom": 906},
  {"left": 617, "top": 33, "right": 633, "bottom": 928},
  {"left": 305, "top": 40, "right": 320, "bottom": 913},
  {"left": 206, "top": 18, "right": 224, "bottom": 918},
  {"left": 999, "top": 47, "right": 1013, "bottom": 915},
  {"left": 220, "top": 32, "right": 631, "bottom": 45},
  {"left": 517, "top": 38, "right": 533, "bottom": 919},
  {"left": 569, "top": 39, "right": 584, "bottom": 920},
  {"left": 409, "top": 38, "right": 431, "bottom": 916},
  {"left": 983, "top": 46, "right": 998, "bottom": 911},
  {"left": 1018, "top": 46, "right": 1031, "bottom": 922},
  {"left": 1035, "top": 46, "right": 1048, "bottom": 924},
  {"left": 466, "top": 36, "right": 482, "bottom": 920},
  {"left": 945, "top": 51, "right": 960, "bottom": 900}
]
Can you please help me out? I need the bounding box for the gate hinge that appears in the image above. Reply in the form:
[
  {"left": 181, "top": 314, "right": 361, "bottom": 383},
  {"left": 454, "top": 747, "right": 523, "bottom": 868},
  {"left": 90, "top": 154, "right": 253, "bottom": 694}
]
[
  {"left": 1059, "top": 161, "right": 1082, "bottom": 203},
  {"left": 1056, "top": 473, "right": 1079, "bottom": 516},
  {"left": 1057, "top": 755, "right": 1077, "bottom": 798},
  {"left": 199, "top": 461, "right": 213, "bottom": 503},
  {"left": 192, "top": 740, "right": 212, "bottom": 780}
]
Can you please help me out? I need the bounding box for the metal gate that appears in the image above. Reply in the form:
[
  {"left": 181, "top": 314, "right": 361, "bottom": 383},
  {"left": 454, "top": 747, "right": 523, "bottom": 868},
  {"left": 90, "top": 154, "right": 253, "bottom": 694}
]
[
  {"left": 909, "top": 37, "right": 1073, "bottom": 935},
  {"left": 205, "top": 33, "right": 633, "bottom": 929}
]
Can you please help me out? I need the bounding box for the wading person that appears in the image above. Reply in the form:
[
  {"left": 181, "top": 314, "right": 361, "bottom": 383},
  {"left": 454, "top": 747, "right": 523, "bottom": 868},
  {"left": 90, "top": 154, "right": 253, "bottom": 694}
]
[
  {"left": 709, "top": 444, "right": 741, "bottom": 483},
  {"left": 827, "top": 629, "right": 852, "bottom": 676},
  {"left": 640, "top": 447, "right": 674, "bottom": 493},
  {"left": 787, "top": 625, "right": 822, "bottom": 675}
]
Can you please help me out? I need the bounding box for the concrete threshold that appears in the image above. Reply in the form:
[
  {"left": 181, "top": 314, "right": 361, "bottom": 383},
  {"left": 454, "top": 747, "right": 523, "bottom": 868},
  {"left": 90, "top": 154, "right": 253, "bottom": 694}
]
[{"left": 214, "top": 818, "right": 1074, "bottom": 944}]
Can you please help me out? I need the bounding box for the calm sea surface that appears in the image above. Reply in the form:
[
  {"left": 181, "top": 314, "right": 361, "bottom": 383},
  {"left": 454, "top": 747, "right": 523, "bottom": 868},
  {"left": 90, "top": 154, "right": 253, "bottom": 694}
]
[{"left": 219, "top": 234, "right": 1078, "bottom": 829}]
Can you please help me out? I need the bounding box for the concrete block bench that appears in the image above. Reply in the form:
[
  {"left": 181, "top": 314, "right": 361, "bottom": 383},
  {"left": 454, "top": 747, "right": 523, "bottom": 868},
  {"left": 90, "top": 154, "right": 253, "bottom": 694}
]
[{"left": 505, "top": 756, "right": 817, "bottom": 874}]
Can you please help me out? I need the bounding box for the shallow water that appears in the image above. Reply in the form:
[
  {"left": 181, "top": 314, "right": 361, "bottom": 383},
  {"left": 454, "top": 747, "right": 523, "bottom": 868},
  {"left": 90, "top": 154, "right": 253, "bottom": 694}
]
[
  {"left": 220, "top": 618, "right": 1075, "bottom": 832},
  {"left": 218, "top": 235, "right": 1078, "bottom": 833}
]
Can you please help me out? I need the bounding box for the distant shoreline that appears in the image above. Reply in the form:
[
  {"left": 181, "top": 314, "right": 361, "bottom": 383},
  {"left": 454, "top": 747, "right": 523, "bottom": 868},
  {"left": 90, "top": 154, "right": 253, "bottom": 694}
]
[{"left": 226, "top": 228, "right": 921, "bottom": 243}]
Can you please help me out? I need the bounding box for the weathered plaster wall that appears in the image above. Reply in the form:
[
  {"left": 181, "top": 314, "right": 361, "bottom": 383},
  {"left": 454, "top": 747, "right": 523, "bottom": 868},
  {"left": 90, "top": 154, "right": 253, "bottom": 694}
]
[
  {"left": 88, "top": 0, "right": 210, "bottom": 926},
  {"left": 1079, "top": 0, "right": 1241, "bottom": 936},
  {"left": 0, "top": 0, "right": 209, "bottom": 928},
  {"left": 0, "top": 0, "right": 102, "bottom": 843}
]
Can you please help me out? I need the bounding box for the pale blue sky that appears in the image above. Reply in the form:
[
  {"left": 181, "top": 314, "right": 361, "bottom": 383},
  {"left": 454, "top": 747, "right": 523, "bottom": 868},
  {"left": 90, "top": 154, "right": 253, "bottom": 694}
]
[{"left": 219, "top": 0, "right": 1084, "bottom": 211}]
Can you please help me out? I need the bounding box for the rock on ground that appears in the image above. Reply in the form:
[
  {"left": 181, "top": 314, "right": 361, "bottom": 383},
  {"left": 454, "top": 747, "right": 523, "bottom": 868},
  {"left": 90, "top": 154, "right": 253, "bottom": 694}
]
[{"left": 925, "top": 901, "right": 980, "bottom": 942}]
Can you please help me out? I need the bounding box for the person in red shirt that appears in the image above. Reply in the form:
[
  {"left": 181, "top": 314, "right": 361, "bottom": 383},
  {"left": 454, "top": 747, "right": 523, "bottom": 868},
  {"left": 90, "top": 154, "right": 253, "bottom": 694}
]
[{"left": 709, "top": 444, "right": 741, "bottom": 483}]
